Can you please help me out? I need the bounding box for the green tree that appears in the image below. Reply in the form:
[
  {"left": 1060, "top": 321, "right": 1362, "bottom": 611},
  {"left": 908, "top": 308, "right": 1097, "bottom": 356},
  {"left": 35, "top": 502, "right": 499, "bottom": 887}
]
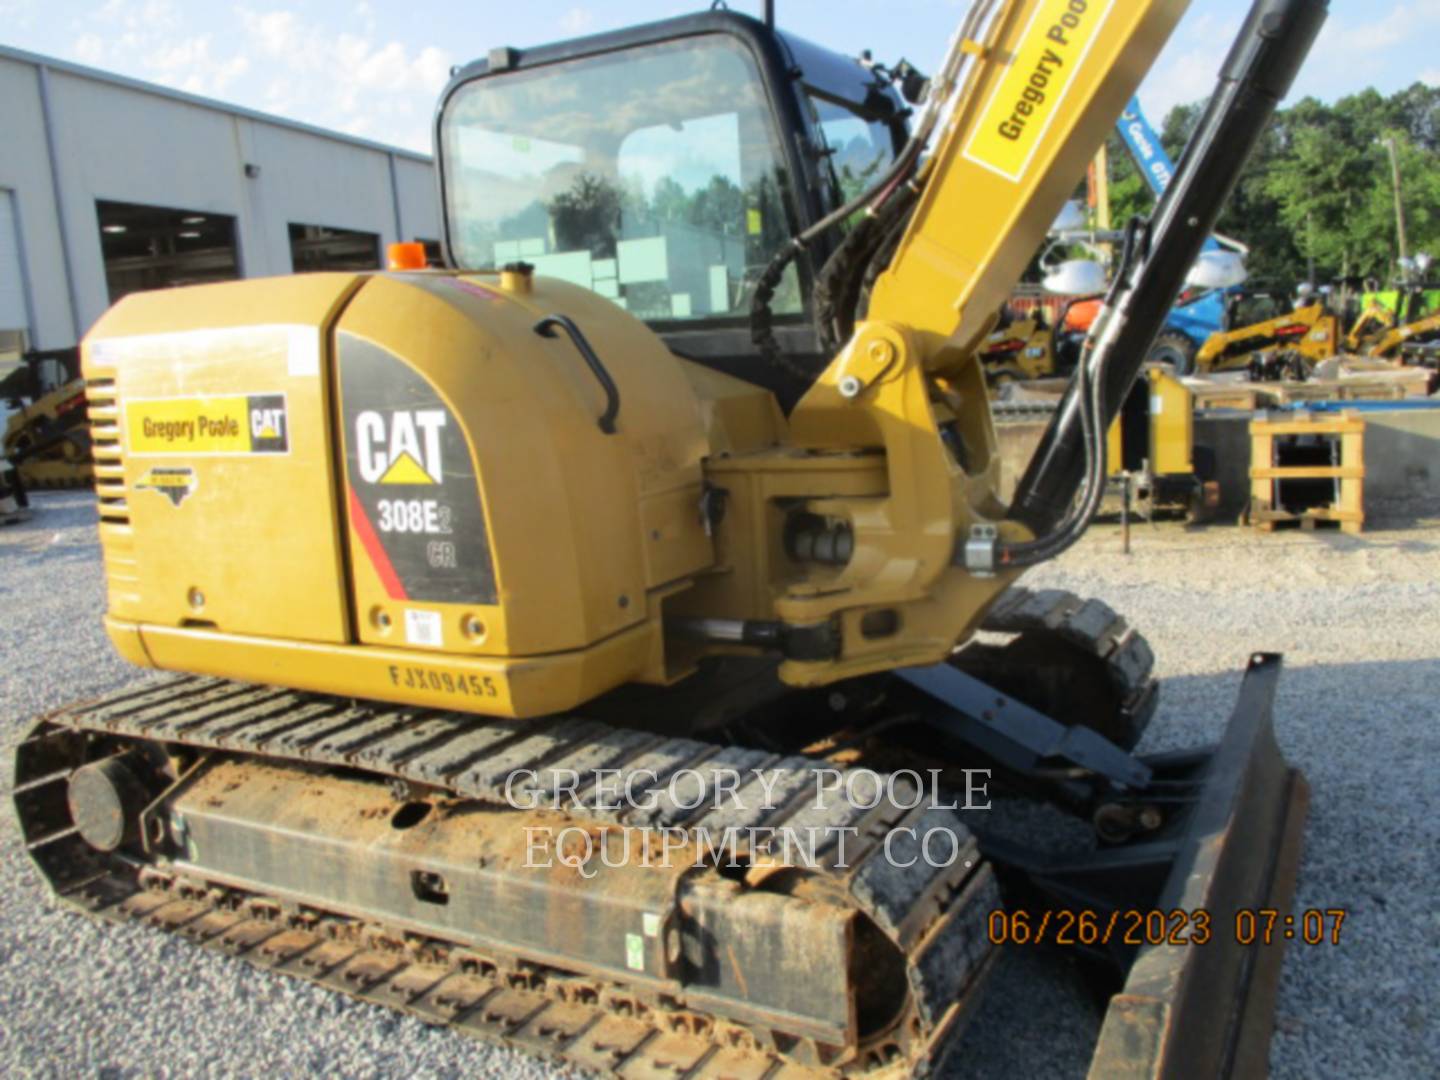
[
  {"left": 546, "top": 172, "right": 623, "bottom": 257},
  {"left": 1105, "top": 131, "right": 1150, "bottom": 226},
  {"left": 687, "top": 175, "right": 746, "bottom": 238},
  {"left": 1262, "top": 98, "right": 1371, "bottom": 278},
  {"left": 649, "top": 176, "right": 689, "bottom": 224},
  {"left": 1103, "top": 86, "right": 1440, "bottom": 289}
]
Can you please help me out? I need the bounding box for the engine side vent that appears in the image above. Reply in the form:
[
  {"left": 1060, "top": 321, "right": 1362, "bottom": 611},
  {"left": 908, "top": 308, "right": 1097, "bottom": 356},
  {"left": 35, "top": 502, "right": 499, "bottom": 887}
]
[
  {"left": 86, "top": 377, "right": 141, "bottom": 610},
  {"left": 88, "top": 377, "right": 126, "bottom": 521}
]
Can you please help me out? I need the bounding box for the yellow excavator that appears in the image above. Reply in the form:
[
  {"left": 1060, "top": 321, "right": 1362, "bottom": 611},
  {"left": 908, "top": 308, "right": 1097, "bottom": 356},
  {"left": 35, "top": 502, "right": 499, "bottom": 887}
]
[
  {"left": 15, "top": 2, "right": 1323, "bottom": 1077},
  {"left": 1345, "top": 279, "right": 1440, "bottom": 390},
  {"left": 1337, "top": 267, "right": 1440, "bottom": 354}
]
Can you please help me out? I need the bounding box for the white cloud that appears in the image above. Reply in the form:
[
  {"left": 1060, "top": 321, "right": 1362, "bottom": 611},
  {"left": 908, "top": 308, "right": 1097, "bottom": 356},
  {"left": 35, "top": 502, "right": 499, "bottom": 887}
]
[
  {"left": 1306, "top": 2, "right": 1440, "bottom": 68},
  {"left": 94, "top": 0, "right": 181, "bottom": 36},
  {"left": 1135, "top": 0, "right": 1440, "bottom": 122},
  {"left": 72, "top": 32, "right": 104, "bottom": 64},
  {"left": 1138, "top": 13, "right": 1240, "bottom": 120},
  {"left": 0, "top": 0, "right": 37, "bottom": 28},
  {"left": 233, "top": 6, "right": 454, "bottom": 149},
  {"left": 35, "top": 1, "right": 448, "bottom": 150},
  {"left": 1140, "top": 46, "right": 1219, "bottom": 121},
  {"left": 250, "top": 10, "right": 299, "bottom": 57},
  {"left": 1285, "top": 2, "right": 1440, "bottom": 103},
  {"left": 146, "top": 36, "right": 251, "bottom": 96},
  {"left": 561, "top": 7, "right": 594, "bottom": 36},
  {"left": 60, "top": 3, "right": 252, "bottom": 99},
  {"left": 1340, "top": 4, "right": 1435, "bottom": 54}
]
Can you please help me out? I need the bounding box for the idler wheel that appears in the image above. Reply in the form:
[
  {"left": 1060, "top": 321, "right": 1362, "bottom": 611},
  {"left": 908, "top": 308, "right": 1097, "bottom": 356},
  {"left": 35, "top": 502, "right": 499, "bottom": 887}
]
[{"left": 67, "top": 753, "right": 152, "bottom": 852}]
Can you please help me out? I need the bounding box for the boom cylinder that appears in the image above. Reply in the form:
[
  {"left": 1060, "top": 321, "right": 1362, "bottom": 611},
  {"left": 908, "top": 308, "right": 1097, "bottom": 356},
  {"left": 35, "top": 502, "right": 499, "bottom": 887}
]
[{"left": 1008, "top": 0, "right": 1328, "bottom": 536}]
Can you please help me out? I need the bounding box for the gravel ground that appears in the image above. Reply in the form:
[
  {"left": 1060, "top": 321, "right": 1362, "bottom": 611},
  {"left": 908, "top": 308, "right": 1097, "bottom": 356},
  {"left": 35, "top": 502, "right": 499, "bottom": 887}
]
[{"left": 3, "top": 491, "right": 1437, "bottom": 1078}]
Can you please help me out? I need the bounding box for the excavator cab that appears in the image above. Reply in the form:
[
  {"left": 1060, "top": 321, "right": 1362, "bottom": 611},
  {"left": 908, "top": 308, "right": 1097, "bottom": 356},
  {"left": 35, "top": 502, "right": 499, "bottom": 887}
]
[{"left": 435, "top": 10, "right": 908, "bottom": 407}]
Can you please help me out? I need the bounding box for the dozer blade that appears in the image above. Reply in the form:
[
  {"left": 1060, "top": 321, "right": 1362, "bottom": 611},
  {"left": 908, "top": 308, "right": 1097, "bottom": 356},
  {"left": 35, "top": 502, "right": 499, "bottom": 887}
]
[{"left": 1089, "top": 653, "right": 1309, "bottom": 1080}]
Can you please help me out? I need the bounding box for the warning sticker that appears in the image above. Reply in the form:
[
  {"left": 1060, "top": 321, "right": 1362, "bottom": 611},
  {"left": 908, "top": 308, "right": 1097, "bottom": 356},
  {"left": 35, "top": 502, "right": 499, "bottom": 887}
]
[
  {"left": 404, "top": 609, "right": 444, "bottom": 647},
  {"left": 125, "top": 394, "right": 289, "bottom": 456},
  {"left": 962, "top": 0, "right": 1116, "bottom": 183},
  {"left": 135, "top": 465, "right": 198, "bottom": 506}
]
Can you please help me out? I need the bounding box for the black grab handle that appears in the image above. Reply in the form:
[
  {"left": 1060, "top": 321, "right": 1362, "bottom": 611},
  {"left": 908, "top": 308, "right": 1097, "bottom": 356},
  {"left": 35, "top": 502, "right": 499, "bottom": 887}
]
[{"left": 533, "top": 315, "right": 621, "bottom": 434}]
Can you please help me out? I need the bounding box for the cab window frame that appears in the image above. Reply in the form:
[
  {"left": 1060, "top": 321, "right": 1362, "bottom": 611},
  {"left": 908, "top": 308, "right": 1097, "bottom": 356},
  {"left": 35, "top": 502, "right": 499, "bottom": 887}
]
[{"left": 434, "top": 18, "right": 824, "bottom": 334}]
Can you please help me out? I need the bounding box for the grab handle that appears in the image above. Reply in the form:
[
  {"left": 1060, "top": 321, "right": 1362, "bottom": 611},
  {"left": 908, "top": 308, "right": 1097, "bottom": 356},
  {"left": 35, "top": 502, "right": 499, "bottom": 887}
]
[{"left": 533, "top": 315, "right": 621, "bottom": 435}]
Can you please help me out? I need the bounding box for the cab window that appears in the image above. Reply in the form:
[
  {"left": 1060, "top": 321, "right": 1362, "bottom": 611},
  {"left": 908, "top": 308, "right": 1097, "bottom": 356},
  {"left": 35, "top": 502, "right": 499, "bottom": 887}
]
[
  {"left": 441, "top": 36, "right": 801, "bottom": 320},
  {"left": 806, "top": 92, "right": 898, "bottom": 206}
]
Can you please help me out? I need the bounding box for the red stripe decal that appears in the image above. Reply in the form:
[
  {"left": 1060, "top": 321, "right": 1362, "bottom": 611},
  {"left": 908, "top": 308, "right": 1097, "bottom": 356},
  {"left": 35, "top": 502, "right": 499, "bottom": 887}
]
[{"left": 348, "top": 487, "right": 408, "bottom": 600}]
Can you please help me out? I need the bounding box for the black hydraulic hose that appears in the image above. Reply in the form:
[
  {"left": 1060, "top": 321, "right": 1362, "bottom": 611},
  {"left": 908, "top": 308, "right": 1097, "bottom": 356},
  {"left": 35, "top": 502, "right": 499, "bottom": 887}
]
[
  {"left": 749, "top": 0, "right": 1000, "bottom": 370},
  {"left": 814, "top": 184, "right": 919, "bottom": 352},
  {"left": 997, "top": 218, "right": 1144, "bottom": 568},
  {"left": 1005, "top": 0, "right": 1329, "bottom": 545},
  {"left": 750, "top": 137, "right": 925, "bottom": 373}
]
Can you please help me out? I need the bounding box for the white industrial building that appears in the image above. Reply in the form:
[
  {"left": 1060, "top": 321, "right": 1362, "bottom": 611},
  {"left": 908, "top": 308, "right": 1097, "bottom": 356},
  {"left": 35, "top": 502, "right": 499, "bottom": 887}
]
[{"left": 0, "top": 43, "right": 439, "bottom": 361}]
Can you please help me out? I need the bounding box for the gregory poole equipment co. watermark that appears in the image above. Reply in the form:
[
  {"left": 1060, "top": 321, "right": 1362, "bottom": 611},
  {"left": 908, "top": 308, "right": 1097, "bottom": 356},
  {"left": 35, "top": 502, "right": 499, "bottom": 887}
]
[{"left": 508, "top": 765, "right": 992, "bottom": 878}]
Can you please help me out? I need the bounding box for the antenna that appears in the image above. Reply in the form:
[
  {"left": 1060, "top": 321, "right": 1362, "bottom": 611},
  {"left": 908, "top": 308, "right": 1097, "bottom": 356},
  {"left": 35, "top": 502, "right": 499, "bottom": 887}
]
[{"left": 764, "top": 1, "right": 775, "bottom": 28}]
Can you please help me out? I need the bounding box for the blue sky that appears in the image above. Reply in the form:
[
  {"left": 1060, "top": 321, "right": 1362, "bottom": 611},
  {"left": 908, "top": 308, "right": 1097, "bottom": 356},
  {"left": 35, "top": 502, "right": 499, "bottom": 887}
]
[{"left": 0, "top": 1, "right": 1423, "bottom": 154}]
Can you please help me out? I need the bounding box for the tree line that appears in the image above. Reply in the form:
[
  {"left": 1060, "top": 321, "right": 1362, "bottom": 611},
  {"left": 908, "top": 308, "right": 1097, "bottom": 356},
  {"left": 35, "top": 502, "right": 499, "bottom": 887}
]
[{"left": 1108, "top": 83, "right": 1440, "bottom": 288}]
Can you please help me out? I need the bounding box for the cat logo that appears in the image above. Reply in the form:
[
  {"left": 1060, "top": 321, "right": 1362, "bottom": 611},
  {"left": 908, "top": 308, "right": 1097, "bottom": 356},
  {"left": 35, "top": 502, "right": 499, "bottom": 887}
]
[
  {"left": 355, "top": 409, "right": 447, "bottom": 485},
  {"left": 247, "top": 394, "right": 289, "bottom": 453},
  {"left": 252, "top": 407, "right": 284, "bottom": 442},
  {"left": 136, "top": 465, "right": 198, "bottom": 506}
]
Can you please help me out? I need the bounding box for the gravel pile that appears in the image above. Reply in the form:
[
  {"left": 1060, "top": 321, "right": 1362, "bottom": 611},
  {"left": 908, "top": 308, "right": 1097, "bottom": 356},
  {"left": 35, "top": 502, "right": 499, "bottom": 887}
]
[{"left": 3, "top": 491, "right": 1436, "bottom": 1078}]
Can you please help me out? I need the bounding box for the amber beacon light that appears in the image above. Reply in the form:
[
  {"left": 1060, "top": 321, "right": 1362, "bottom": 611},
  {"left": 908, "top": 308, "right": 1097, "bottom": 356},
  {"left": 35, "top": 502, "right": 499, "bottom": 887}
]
[{"left": 386, "top": 241, "right": 427, "bottom": 270}]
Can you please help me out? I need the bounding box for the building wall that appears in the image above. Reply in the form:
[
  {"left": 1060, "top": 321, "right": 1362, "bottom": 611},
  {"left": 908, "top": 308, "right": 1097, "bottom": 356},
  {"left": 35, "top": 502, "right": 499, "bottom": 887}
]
[
  {"left": 0, "top": 57, "right": 73, "bottom": 352},
  {"left": 0, "top": 47, "right": 438, "bottom": 351}
]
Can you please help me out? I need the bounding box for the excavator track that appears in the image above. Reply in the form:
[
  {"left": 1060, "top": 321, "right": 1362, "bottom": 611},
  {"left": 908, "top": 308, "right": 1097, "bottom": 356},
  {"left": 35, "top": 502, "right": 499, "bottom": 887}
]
[
  {"left": 977, "top": 587, "right": 1159, "bottom": 741},
  {"left": 12, "top": 588, "right": 1151, "bottom": 1077},
  {"left": 17, "top": 690, "right": 999, "bottom": 1077}
]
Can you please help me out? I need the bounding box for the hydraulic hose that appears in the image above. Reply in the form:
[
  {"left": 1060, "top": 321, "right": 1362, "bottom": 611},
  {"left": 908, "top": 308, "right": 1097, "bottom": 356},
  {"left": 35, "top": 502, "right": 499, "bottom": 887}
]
[
  {"left": 997, "top": 218, "right": 1143, "bottom": 568},
  {"left": 749, "top": 0, "right": 1001, "bottom": 371}
]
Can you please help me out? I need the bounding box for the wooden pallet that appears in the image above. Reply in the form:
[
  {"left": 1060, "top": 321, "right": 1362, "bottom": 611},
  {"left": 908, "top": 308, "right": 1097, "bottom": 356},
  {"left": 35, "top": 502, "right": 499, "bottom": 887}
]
[
  {"left": 1248, "top": 412, "right": 1365, "bottom": 535},
  {"left": 1190, "top": 366, "right": 1430, "bottom": 412},
  {"left": 1268, "top": 379, "right": 1414, "bottom": 404},
  {"left": 1190, "top": 384, "right": 1263, "bottom": 411}
]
